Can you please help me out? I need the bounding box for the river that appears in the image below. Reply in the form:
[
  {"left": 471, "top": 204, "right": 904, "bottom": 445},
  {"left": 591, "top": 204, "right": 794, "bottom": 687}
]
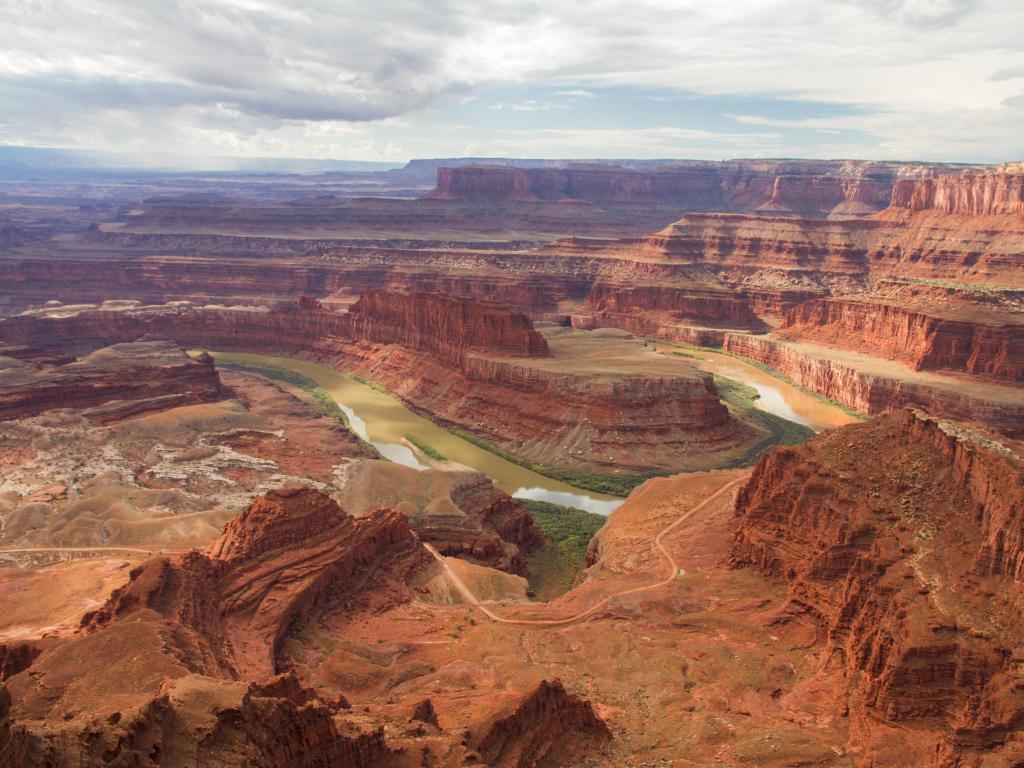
[
  {"left": 210, "top": 346, "right": 856, "bottom": 516},
  {"left": 653, "top": 345, "right": 860, "bottom": 432},
  {"left": 210, "top": 352, "right": 625, "bottom": 515}
]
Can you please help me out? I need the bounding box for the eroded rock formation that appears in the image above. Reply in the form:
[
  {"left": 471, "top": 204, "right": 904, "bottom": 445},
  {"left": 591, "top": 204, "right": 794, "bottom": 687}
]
[
  {"left": 84, "top": 487, "right": 427, "bottom": 678},
  {"left": 427, "top": 160, "right": 955, "bottom": 219},
  {"left": 345, "top": 289, "right": 550, "bottom": 361},
  {"left": 721, "top": 332, "right": 1024, "bottom": 436},
  {"left": 588, "top": 282, "right": 760, "bottom": 329},
  {"left": 731, "top": 410, "right": 1024, "bottom": 766},
  {"left": 472, "top": 679, "right": 612, "bottom": 768},
  {"left": 889, "top": 164, "right": 1024, "bottom": 215},
  {"left": 543, "top": 166, "right": 1024, "bottom": 290},
  {"left": 0, "top": 487, "right": 611, "bottom": 768},
  {"left": 2, "top": 487, "right": 425, "bottom": 765}
]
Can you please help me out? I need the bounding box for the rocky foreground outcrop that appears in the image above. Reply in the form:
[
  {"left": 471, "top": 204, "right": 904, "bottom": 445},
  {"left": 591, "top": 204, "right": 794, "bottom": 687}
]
[
  {"left": 1, "top": 487, "right": 426, "bottom": 765},
  {"left": 472, "top": 679, "right": 612, "bottom": 767},
  {"left": 0, "top": 487, "right": 611, "bottom": 767},
  {"left": 730, "top": 410, "right": 1024, "bottom": 766},
  {"left": 84, "top": 487, "right": 427, "bottom": 679},
  {"left": 0, "top": 340, "right": 221, "bottom": 422}
]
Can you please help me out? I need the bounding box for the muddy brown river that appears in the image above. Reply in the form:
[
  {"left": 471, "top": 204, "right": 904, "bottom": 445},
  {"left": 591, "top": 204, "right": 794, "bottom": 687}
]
[
  {"left": 655, "top": 345, "right": 861, "bottom": 432},
  {"left": 211, "top": 346, "right": 857, "bottom": 515},
  {"left": 211, "top": 352, "right": 625, "bottom": 514}
]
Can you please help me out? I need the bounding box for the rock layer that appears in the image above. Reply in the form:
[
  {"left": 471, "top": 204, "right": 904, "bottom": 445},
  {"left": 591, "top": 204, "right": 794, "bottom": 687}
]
[
  {"left": 427, "top": 160, "right": 957, "bottom": 218},
  {"left": 345, "top": 289, "right": 550, "bottom": 361},
  {"left": 543, "top": 166, "right": 1024, "bottom": 289},
  {"left": 889, "top": 165, "right": 1024, "bottom": 215},
  {"left": 0, "top": 340, "right": 221, "bottom": 422},
  {"left": 778, "top": 292, "right": 1024, "bottom": 382}
]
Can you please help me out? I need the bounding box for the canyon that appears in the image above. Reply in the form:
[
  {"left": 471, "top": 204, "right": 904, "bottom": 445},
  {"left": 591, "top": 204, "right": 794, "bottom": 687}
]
[
  {"left": 0, "top": 155, "right": 1022, "bottom": 768},
  {"left": 3, "top": 402, "right": 1021, "bottom": 766},
  {"left": 0, "top": 293, "right": 759, "bottom": 476}
]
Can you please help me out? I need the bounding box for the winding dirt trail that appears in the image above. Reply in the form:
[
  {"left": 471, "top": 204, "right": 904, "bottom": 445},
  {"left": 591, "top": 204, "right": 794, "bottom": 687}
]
[{"left": 424, "top": 475, "right": 747, "bottom": 627}]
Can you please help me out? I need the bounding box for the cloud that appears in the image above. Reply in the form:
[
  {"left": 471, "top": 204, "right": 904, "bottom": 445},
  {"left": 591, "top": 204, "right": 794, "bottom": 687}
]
[
  {"left": 486, "top": 126, "right": 785, "bottom": 159},
  {"left": 848, "top": 0, "right": 977, "bottom": 29},
  {"left": 490, "top": 100, "right": 569, "bottom": 111},
  {"left": 991, "top": 65, "right": 1024, "bottom": 82},
  {"left": 0, "top": 0, "right": 1022, "bottom": 161},
  {"left": 0, "top": 0, "right": 480, "bottom": 123}
]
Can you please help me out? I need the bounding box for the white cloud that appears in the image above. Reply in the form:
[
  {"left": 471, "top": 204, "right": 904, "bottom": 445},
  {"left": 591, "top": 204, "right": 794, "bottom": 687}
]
[
  {"left": 490, "top": 100, "right": 568, "bottom": 111},
  {"left": 486, "top": 126, "right": 785, "bottom": 159}
]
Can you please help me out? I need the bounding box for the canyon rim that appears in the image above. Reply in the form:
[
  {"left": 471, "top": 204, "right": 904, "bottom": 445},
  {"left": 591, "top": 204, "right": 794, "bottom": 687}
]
[{"left": 1, "top": 2, "right": 1023, "bottom": 767}]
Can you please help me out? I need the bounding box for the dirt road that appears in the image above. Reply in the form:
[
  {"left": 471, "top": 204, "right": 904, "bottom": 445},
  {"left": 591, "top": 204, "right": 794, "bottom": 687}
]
[{"left": 423, "top": 475, "right": 746, "bottom": 627}]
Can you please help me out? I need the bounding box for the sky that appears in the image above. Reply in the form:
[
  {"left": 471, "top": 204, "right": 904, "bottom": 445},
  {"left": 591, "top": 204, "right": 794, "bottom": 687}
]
[{"left": 2, "top": 0, "right": 1023, "bottom": 164}]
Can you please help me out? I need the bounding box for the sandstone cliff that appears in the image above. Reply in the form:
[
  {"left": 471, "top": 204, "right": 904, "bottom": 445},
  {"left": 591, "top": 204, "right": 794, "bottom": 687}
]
[
  {"left": 0, "top": 291, "right": 548, "bottom": 365},
  {"left": 427, "top": 160, "right": 957, "bottom": 218},
  {"left": 730, "top": 411, "right": 1024, "bottom": 766},
  {"left": 778, "top": 292, "right": 1024, "bottom": 383},
  {"left": 542, "top": 187, "right": 1024, "bottom": 289},
  {"left": 756, "top": 173, "right": 892, "bottom": 218},
  {"left": 890, "top": 166, "right": 1024, "bottom": 216},
  {"left": 588, "top": 282, "right": 760, "bottom": 328},
  {"left": 721, "top": 333, "right": 1024, "bottom": 436},
  {"left": 346, "top": 289, "right": 550, "bottom": 362}
]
